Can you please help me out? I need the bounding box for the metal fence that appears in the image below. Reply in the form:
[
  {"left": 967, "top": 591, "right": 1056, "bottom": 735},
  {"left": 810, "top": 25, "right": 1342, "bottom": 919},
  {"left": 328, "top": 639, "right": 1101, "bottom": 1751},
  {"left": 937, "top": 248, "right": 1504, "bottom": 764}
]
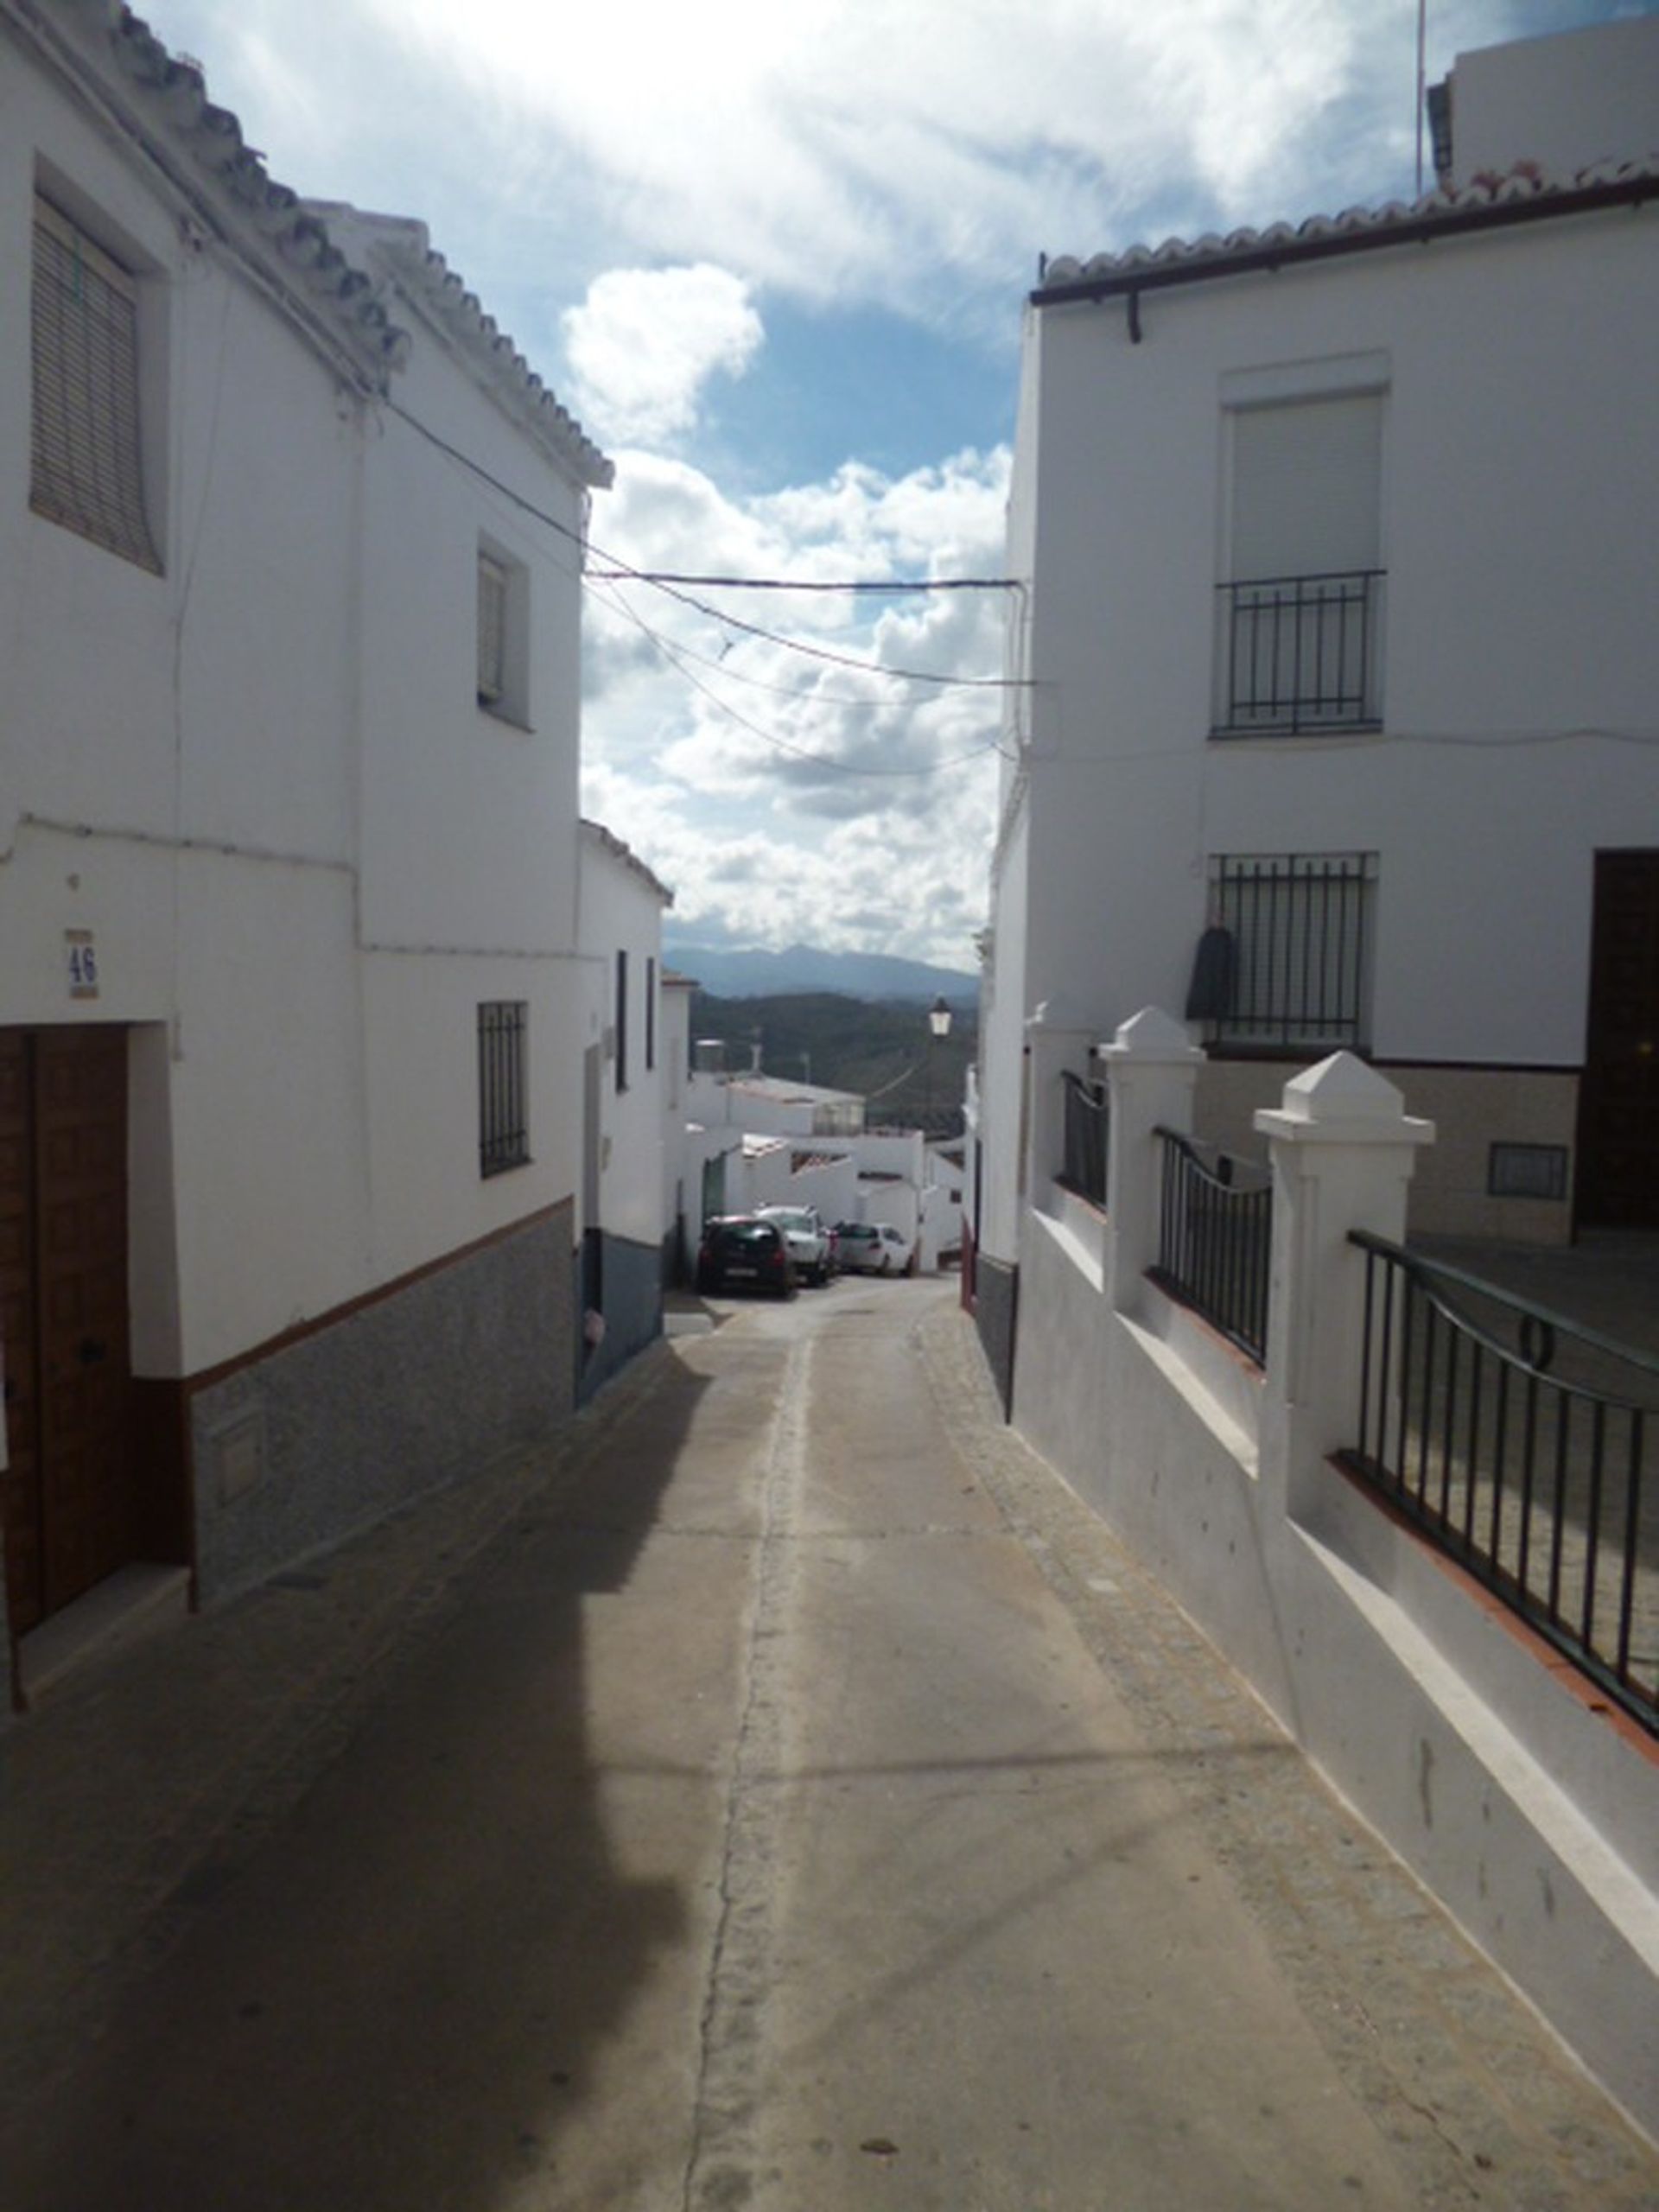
[
  {"left": 1213, "top": 569, "right": 1383, "bottom": 736},
  {"left": 1151, "top": 1130, "right": 1272, "bottom": 1365},
  {"left": 1341, "top": 1233, "right": 1659, "bottom": 1738},
  {"left": 1059, "top": 1070, "right": 1109, "bottom": 1207}
]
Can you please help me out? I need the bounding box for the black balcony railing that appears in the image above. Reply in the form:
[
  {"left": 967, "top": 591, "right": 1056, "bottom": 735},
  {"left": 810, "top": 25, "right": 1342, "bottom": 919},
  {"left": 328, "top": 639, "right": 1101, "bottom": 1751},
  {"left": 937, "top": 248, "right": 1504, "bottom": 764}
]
[
  {"left": 1214, "top": 569, "right": 1383, "bottom": 736},
  {"left": 1059, "top": 1070, "right": 1109, "bottom": 1207},
  {"left": 1151, "top": 1130, "right": 1272, "bottom": 1365},
  {"left": 1341, "top": 1234, "right": 1659, "bottom": 1738}
]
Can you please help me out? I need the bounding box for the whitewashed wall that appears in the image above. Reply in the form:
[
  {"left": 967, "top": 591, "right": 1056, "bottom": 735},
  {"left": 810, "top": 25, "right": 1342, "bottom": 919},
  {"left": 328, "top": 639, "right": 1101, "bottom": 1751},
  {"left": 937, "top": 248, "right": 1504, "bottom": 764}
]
[
  {"left": 1, "top": 51, "right": 600, "bottom": 1373},
  {"left": 577, "top": 830, "right": 669, "bottom": 1250},
  {"left": 1014, "top": 207, "right": 1659, "bottom": 1075}
]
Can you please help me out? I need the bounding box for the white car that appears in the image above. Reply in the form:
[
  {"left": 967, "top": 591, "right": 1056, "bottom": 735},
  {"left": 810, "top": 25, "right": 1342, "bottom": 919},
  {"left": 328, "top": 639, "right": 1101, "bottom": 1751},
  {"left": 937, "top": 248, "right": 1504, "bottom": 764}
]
[
  {"left": 834, "top": 1221, "right": 913, "bottom": 1276},
  {"left": 755, "top": 1205, "right": 832, "bottom": 1286}
]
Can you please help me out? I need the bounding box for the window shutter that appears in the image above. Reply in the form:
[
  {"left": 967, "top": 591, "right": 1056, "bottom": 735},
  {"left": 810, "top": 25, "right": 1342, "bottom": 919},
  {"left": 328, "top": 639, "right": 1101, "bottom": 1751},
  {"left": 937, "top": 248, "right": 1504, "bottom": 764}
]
[
  {"left": 477, "top": 554, "right": 508, "bottom": 703},
  {"left": 30, "top": 197, "right": 161, "bottom": 573},
  {"left": 1230, "top": 393, "right": 1380, "bottom": 581}
]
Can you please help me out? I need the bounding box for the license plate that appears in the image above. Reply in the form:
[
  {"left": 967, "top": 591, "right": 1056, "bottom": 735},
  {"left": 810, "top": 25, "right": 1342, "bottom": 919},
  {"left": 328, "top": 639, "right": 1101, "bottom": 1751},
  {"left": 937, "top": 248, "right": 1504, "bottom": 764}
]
[{"left": 726, "top": 1265, "right": 758, "bottom": 1280}]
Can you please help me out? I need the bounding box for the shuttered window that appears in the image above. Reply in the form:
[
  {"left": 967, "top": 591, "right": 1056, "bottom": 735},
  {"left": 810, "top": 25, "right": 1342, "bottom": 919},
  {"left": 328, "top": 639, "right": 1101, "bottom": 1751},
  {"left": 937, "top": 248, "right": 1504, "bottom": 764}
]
[
  {"left": 477, "top": 553, "right": 508, "bottom": 705},
  {"left": 1229, "top": 393, "right": 1381, "bottom": 580},
  {"left": 30, "top": 196, "right": 161, "bottom": 573}
]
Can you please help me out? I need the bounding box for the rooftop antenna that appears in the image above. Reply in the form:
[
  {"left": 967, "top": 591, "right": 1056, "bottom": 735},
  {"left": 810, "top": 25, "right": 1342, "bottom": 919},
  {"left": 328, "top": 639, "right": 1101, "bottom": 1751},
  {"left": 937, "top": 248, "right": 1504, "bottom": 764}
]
[{"left": 1415, "top": 0, "right": 1427, "bottom": 198}]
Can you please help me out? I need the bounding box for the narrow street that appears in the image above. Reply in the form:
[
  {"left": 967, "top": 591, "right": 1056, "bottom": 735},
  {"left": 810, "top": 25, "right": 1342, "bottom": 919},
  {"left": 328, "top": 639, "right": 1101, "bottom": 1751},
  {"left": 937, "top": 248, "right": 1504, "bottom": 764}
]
[{"left": 3, "top": 1282, "right": 1656, "bottom": 2210}]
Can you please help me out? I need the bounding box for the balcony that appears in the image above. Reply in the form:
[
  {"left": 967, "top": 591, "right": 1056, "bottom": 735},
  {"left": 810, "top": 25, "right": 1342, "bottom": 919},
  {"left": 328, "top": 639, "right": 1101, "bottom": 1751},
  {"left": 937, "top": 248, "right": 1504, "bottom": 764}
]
[{"left": 1213, "top": 569, "right": 1383, "bottom": 737}]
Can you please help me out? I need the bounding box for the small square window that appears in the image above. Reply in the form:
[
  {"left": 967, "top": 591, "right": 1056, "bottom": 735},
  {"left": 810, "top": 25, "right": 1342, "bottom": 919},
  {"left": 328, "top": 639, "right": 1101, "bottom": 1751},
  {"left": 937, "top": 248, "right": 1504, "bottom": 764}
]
[
  {"left": 31, "top": 194, "right": 161, "bottom": 572},
  {"left": 478, "top": 1001, "right": 530, "bottom": 1175}
]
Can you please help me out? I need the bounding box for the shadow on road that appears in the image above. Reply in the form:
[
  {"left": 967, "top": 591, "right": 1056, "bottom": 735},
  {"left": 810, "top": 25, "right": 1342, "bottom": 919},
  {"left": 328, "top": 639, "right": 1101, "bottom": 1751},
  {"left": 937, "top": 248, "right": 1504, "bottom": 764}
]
[{"left": 3, "top": 1350, "right": 717, "bottom": 2211}]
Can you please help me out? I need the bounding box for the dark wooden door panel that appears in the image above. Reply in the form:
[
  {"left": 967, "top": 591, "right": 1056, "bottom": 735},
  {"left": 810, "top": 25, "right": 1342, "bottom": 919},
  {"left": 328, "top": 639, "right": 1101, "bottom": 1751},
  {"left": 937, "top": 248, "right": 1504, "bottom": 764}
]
[
  {"left": 0, "top": 1033, "right": 42, "bottom": 1632},
  {"left": 1580, "top": 853, "right": 1659, "bottom": 1229},
  {"left": 35, "top": 1028, "right": 131, "bottom": 1614},
  {"left": 0, "top": 1027, "right": 133, "bottom": 1630}
]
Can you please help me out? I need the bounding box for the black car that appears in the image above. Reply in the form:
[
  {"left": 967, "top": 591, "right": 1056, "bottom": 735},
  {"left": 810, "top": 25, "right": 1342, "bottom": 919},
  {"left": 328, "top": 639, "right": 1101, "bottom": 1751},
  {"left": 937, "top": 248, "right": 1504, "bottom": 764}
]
[{"left": 696, "top": 1216, "right": 798, "bottom": 1299}]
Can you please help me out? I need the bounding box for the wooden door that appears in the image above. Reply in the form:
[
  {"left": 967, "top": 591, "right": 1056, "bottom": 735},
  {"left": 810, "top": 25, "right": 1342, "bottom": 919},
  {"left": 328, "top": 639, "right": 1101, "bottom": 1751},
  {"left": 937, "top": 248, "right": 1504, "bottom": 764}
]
[
  {"left": 1579, "top": 853, "right": 1659, "bottom": 1230},
  {"left": 0, "top": 1027, "right": 133, "bottom": 1633}
]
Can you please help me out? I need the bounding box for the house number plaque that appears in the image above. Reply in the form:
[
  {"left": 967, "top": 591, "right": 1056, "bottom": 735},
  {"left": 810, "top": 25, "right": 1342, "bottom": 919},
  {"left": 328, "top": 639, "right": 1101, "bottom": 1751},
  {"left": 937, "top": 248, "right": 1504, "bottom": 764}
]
[{"left": 65, "top": 928, "right": 99, "bottom": 1001}]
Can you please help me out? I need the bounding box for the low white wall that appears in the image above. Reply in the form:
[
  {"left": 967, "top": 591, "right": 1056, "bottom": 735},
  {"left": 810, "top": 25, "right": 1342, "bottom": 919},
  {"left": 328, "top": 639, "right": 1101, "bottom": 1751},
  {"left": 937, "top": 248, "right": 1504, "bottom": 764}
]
[{"left": 1008, "top": 1024, "right": 1659, "bottom": 2142}]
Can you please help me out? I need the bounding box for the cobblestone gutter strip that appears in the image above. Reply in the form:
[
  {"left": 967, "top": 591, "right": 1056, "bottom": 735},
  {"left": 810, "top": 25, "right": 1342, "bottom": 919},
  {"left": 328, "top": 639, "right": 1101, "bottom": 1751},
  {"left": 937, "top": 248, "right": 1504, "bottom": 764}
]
[
  {"left": 915, "top": 1301, "right": 1659, "bottom": 2212},
  {"left": 0, "top": 1343, "right": 673, "bottom": 2129}
]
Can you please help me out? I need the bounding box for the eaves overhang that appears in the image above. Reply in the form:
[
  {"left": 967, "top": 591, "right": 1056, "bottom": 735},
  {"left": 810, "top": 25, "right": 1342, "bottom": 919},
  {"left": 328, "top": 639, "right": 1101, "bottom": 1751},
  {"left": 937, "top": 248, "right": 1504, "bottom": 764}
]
[
  {"left": 324, "top": 210, "right": 613, "bottom": 491},
  {"left": 10, "top": 0, "right": 411, "bottom": 391},
  {"left": 1033, "top": 159, "right": 1659, "bottom": 315}
]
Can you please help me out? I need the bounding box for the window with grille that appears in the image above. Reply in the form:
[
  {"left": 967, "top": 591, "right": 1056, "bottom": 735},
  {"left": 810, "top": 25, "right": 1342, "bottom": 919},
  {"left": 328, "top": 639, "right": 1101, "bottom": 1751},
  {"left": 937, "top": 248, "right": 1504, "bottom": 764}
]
[
  {"left": 478, "top": 1001, "right": 530, "bottom": 1174},
  {"left": 1204, "top": 854, "right": 1376, "bottom": 1052},
  {"left": 31, "top": 194, "right": 161, "bottom": 572},
  {"left": 1215, "top": 391, "right": 1382, "bottom": 736}
]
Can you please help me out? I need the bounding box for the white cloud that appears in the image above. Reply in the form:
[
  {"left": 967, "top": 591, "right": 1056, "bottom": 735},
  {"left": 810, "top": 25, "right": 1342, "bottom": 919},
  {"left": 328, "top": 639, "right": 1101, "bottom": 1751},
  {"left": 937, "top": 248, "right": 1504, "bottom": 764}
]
[
  {"left": 579, "top": 442, "right": 1011, "bottom": 963},
  {"left": 562, "top": 266, "right": 764, "bottom": 447}
]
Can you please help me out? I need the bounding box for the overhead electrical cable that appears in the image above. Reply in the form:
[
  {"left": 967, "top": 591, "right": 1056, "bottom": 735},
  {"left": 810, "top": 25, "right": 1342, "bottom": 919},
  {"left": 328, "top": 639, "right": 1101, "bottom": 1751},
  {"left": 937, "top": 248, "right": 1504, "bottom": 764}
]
[
  {"left": 385, "top": 397, "right": 1028, "bottom": 693},
  {"left": 594, "top": 581, "right": 1005, "bottom": 777}
]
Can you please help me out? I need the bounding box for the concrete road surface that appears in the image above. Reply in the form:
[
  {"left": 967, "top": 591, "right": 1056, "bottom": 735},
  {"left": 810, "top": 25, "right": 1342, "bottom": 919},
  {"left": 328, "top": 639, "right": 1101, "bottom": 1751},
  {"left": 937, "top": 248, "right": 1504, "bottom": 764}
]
[{"left": 3, "top": 1281, "right": 1656, "bottom": 2209}]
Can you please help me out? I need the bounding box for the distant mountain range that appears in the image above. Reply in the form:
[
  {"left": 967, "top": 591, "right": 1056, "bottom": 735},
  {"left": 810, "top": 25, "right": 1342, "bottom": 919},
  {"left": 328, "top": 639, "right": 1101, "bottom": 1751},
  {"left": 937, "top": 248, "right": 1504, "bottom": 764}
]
[{"left": 663, "top": 941, "right": 979, "bottom": 1004}]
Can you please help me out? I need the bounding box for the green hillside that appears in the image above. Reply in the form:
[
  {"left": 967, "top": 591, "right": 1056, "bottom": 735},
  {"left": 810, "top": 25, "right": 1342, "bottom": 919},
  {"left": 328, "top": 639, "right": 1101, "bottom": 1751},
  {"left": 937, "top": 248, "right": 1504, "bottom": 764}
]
[{"left": 690, "top": 992, "right": 976, "bottom": 1135}]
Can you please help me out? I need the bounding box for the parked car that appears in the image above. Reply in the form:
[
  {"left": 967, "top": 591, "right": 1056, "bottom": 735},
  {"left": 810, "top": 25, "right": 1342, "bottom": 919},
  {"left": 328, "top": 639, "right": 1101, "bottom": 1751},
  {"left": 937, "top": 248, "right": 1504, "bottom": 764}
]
[
  {"left": 755, "top": 1205, "right": 832, "bottom": 1286},
  {"left": 834, "top": 1221, "right": 914, "bottom": 1276},
  {"left": 696, "top": 1216, "right": 797, "bottom": 1298}
]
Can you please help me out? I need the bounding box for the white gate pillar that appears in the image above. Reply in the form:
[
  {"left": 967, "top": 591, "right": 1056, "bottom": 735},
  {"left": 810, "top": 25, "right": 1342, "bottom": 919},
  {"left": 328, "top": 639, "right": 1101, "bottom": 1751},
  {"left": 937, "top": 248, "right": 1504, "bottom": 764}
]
[
  {"left": 1024, "top": 997, "right": 1099, "bottom": 1205},
  {"left": 1100, "top": 1007, "right": 1205, "bottom": 1312},
  {"left": 1255, "top": 1054, "right": 1433, "bottom": 1522}
]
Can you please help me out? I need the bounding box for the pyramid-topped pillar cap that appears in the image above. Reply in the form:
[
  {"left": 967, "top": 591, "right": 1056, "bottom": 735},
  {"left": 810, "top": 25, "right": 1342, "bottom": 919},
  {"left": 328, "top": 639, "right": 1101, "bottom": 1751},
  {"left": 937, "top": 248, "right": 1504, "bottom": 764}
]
[
  {"left": 1255, "top": 1052, "right": 1435, "bottom": 1145},
  {"left": 1102, "top": 1006, "right": 1205, "bottom": 1065}
]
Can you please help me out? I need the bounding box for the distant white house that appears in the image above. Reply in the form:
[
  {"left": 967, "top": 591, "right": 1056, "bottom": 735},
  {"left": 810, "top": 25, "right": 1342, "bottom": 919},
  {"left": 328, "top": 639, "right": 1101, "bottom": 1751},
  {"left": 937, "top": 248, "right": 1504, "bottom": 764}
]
[
  {"left": 678, "top": 1056, "right": 952, "bottom": 1269},
  {"left": 576, "top": 821, "right": 674, "bottom": 1397},
  {"left": 0, "top": 4, "right": 614, "bottom": 1691}
]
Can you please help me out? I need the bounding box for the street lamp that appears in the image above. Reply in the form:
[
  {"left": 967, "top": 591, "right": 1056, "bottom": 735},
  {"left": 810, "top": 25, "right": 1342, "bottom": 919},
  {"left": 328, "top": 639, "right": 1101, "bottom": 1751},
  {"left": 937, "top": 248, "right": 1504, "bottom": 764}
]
[{"left": 923, "top": 995, "right": 952, "bottom": 1135}]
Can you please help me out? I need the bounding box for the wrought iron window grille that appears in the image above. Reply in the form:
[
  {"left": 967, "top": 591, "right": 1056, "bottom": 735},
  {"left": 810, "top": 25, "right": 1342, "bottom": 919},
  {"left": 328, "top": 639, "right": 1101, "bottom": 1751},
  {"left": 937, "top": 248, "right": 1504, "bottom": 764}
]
[
  {"left": 1213, "top": 569, "right": 1383, "bottom": 738},
  {"left": 1202, "top": 852, "right": 1375, "bottom": 1055},
  {"left": 478, "top": 1001, "right": 530, "bottom": 1175}
]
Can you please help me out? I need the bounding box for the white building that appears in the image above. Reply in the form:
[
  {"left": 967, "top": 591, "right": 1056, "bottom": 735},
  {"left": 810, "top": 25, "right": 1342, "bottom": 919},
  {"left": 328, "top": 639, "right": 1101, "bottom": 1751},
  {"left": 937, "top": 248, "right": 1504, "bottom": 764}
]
[
  {"left": 965, "top": 20, "right": 1659, "bottom": 2126},
  {"left": 973, "top": 16, "right": 1659, "bottom": 1403},
  {"left": 0, "top": 3, "right": 612, "bottom": 1688},
  {"left": 576, "top": 821, "right": 674, "bottom": 1398}
]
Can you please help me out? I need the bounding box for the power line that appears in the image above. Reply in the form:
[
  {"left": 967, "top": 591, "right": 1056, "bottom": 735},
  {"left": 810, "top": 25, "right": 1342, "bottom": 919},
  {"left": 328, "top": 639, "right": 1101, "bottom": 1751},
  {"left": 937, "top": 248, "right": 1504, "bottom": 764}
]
[
  {"left": 593, "top": 580, "right": 1006, "bottom": 777},
  {"left": 588, "top": 570, "right": 1018, "bottom": 593},
  {"left": 384, "top": 397, "right": 1026, "bottom": 693}
]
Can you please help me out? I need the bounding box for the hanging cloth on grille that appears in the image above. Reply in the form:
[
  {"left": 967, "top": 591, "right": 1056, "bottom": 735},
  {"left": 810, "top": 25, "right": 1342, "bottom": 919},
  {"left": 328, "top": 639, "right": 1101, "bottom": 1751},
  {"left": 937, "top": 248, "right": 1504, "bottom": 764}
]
[{"left": 1185, "top": 925, "right": 1236, "bottom": 1022}]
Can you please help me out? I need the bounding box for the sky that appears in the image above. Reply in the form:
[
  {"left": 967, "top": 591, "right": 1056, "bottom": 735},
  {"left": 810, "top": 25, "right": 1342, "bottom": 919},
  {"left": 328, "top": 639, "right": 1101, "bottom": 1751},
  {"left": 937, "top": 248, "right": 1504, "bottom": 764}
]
[{"left": 144, "top": 0, "right": 1649, "bottom": 970}]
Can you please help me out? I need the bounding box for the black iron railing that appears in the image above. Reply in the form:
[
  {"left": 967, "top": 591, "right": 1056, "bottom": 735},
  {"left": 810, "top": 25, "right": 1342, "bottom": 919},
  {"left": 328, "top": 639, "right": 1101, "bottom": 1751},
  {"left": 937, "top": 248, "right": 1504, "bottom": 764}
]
[
  {"left": 1151, "top": 1130, "right": 1272, "bottom": 1365},
  {"left": 1214, "top": 570, "right": 1383, "bottom": 736},
  {"left": 1342, "top": 1234, "right": 1659, "bottom": 1737},
  {"left": 1059, "top": 1070, "right": 1109, "bottom": 1207}
]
